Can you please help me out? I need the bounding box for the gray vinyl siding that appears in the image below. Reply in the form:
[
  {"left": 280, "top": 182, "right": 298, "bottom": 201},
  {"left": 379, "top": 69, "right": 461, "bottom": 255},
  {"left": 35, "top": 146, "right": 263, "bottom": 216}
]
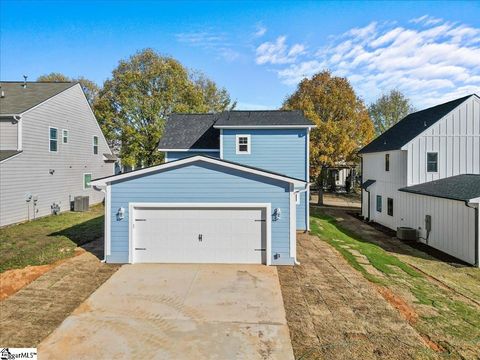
[
  {"left": 0, "top": 84, "right": 114, "bottom": 226},
  {"left": 0, "top": 119, "right": 18, "bottom": 150}
]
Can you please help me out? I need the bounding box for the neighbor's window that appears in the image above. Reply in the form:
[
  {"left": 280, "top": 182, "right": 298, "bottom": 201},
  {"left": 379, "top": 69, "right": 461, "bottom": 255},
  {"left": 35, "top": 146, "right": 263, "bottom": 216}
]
[
  {"left": 376, "top": 195, "right": 382, "bottom": 212},
  {"left": 83, "top": 173, "right": 92, "bottom": 189},
  {"left": 236, "top": 135, "right": 251, "bottom": 154},
  {"left": 93, "top": 136, "right": 99, "bottom": 154},
  {"left": 49, "top": 127, "right": 58, "bottom": 152},
  {"left": 427, "top": 152, "right": 438, "bottom": 172},
  {"left": 62, "top": 129, "right": 69, "bottom": 144},
  {"left": 385, "top": 154, "right": 390, "bottom": 171},
  {"left": 387, "top": 198, "right": 393, "bottom": 216}
]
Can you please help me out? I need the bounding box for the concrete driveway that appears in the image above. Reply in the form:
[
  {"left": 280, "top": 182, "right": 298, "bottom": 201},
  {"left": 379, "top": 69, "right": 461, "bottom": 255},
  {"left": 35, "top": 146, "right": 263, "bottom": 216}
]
[{"left": 38, "top": 264, "right": 294, "bottom": 359}]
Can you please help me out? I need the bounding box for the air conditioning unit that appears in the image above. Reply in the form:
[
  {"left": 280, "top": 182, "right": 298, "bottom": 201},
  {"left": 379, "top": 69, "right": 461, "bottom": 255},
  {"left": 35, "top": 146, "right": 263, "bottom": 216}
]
[
  {"left": 74, "top": 196, "right": 90, "bottom": 212},
  {"left": 396, "top": 227, "right": 417, "bottom": 241}
]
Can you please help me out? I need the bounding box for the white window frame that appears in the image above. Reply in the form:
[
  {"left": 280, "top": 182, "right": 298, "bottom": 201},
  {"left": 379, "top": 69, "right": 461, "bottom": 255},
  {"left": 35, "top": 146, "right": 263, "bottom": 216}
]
[
  {"left": 426, "top": 152, "right": 438, "bottom": 173},
  {"left": 83, "top": 173, "right": 92, "bottom": 190},
  {"left": 376, "top": 195, "right": 382, "bottom": 213},
  {"left": 236, "top": 134, "right": 251, "bottom": 154},
  {"left": 49, "top": 126, "right": 58, "bottom": 152},
  {"left": 93, "top": 136, "right": 99, "bottom": 155},
  {"left": 62, "top": 129, "right": 69, "bottom": 144}
]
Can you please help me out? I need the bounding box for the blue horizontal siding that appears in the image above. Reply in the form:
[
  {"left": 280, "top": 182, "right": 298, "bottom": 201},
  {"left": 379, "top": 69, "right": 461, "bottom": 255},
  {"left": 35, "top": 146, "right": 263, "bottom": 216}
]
[
  {"left": 108, "top": 160, "right": 292, "bottom": 264},
  {"left": 222, "top": 129, "right": 308, "bottom": 230},
  {"left": 166, "top": 151, "right": 220, "bottom": 161}
]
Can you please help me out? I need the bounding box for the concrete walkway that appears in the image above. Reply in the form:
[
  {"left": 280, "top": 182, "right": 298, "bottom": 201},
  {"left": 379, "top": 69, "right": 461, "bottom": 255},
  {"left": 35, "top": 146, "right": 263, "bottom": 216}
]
[{"left": 38, "top": 264, "right": 294, "bottom": 360}]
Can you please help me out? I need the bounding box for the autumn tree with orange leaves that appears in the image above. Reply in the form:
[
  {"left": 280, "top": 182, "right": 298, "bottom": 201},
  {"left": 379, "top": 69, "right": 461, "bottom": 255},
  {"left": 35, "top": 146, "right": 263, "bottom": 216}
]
[{"left": 283, "top": 71, "right": 374, "bottom": 205}]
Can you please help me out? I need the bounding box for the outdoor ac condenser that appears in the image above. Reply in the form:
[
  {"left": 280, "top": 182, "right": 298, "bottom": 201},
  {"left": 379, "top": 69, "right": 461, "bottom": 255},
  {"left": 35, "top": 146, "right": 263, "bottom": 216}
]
[
  {"left": 396, "top": 227, "right": 417, "bottom": 241},
  {"left": 74, "top": 196, "right": 90, "bottom": 212}
]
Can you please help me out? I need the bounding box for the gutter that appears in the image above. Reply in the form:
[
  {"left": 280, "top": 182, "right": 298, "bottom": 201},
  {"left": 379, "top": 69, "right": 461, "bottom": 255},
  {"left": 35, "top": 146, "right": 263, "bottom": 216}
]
[{"left": 465, "top": 200, "right": 479, "bottom": 267}]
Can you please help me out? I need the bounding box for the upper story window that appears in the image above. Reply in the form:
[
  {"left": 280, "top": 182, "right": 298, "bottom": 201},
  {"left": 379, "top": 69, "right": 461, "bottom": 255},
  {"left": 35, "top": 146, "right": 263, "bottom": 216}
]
[
  {"left": 385, "top": 154, "right": 390, "bottom": 171},
  {"left": 387, "top": 198, "right": 393, "bottom": 216},
  {"left": 62, "top": 129, "right": 69, "bottom": 144},
  {"left": 93, "top": 136, "right": 99, "bottom": 154},
  {"left": 236, "top": 134, "right": 251, "bottom": 154},
  {"left": 49, "top": 127, "right": 58, "bottom": 152},
  {"left": 427, "top": 152, "right": 438, "bottom": 172}
]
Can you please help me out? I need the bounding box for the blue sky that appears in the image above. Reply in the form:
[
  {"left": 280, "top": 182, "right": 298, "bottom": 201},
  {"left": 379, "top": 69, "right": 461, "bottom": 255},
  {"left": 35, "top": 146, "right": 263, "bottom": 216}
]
[{"left": 1, "top": 1, "right": 479, "bottom": 109}]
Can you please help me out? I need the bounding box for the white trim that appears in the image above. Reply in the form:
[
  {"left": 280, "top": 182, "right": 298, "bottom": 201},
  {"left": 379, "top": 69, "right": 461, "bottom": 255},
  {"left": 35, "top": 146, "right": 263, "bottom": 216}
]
[
  {"left": 105, "top": 184, "right": 111, "bottom": 258},
  {"left": 214, "top": 125, "right": 316, "bottom": 129},
  {"left": 164, "top": 152, "right": 169, "bottom": 162},
  {"left": 62, "top": 129, "right": 69, "bottom": 144},
  {"left": 91, "top": 155, "right": 306, "bottom": 187},
  {"left": 220, "top": 129, "right": 224, "bottom": 159},
  {"left": 128, "top": 202, "right": 272, "bottom": 265},
  {"left": 235, "top": 134, "right": 251, "bottom": 154},
  {"left": 83, "top": 172, "right": 92, "bottom": 190},
  {"left": 48, "top": 126, "right": 58, "bottom": 152},
  {"left": 0, "top": 151, "right": 23, "bottom": 164},
  {"left": 289, "top": 185, "right": 297, "bottom": 260},
  {"left": 158, "top": 148, "right": 219, "bottom": 152},
  {"left": 306, "top": 128, "right": 310, "bottom": 231},
  {"left": 16, "top": 115, "right": 23, "bottom": 151}
]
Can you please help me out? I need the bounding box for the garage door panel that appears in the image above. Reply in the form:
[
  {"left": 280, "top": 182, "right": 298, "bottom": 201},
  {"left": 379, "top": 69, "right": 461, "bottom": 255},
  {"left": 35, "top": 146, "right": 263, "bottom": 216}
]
[{"left": 133, "top": 207, "right": 266, "bottom": 264}]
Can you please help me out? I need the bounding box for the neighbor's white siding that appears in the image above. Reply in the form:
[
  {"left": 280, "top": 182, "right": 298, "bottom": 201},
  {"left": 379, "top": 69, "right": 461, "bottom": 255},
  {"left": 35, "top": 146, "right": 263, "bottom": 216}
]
[
  {"left": 405, "top": 96, "right": 480, "bottom": 185},
  {"left": 361, "top": 150, "right": 408, "bottom": 229},
  {"left": 0, "top": 84, "right": 114, "bottom": 226},
  {"left": 0, "top": 118, "right": 18, "bottom": 150},
  {"left": 403, "top": 193, "right": 477, "bottom": 265}
]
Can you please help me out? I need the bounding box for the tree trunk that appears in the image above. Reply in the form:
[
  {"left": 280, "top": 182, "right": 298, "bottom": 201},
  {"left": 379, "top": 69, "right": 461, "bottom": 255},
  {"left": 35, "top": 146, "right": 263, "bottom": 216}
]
[{"left": 316, "top": 166, "right": 327, "bottom": 205}]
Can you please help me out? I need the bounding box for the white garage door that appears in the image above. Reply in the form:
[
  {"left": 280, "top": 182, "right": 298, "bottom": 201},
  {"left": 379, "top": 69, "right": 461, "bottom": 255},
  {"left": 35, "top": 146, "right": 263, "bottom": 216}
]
[{"left": 132, "top": 207, "right": 266, "bottom": 264}]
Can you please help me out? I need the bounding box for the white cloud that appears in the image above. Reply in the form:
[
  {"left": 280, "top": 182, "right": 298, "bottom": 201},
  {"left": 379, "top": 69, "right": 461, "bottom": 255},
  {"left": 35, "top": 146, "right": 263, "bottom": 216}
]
[
  {"left": 254, "top": 24, "right": 267, "bottom": 37},
  {"left": 256, "top": 36, "right": 306, "bottom": 65},
  {"left": 261, "top": 17, "right": 480, "bottom": 107},
  {"left": 175, "top": 31, "right": 241, "bottom": 62}
]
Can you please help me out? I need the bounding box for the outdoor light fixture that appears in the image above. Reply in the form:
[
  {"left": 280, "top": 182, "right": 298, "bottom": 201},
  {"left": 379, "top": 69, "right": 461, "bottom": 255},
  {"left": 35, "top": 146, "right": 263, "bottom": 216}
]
[
  {"left": 117, "top": 207, "right": 125, "bottom": 220},
  {"left": 273, "top": 208, "right": 281, "bottom": 221}
]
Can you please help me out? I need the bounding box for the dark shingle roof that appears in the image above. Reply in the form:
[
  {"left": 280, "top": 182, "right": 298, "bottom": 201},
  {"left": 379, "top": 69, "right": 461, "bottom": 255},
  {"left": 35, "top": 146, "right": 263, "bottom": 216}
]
[
  {"left": 362, "top": 179, "right": 376, "bottom": 190},
  {"left": 399, "top": 174, "right": 480, "bottom": 202},
  {"left": 214, "top": 110, "right": 314, "bottom": 127},
  {"left": 0, "top": 150, "right": 22, "bottom": 161},
  {"left": 158, "top": 114, "right": 220, "bottom": 150},
  {"left": 359, "top": 94, "right": 477, "bottom": 154},
  {"left": 0, "top": 82, "right": 77, "bottom": 114}
]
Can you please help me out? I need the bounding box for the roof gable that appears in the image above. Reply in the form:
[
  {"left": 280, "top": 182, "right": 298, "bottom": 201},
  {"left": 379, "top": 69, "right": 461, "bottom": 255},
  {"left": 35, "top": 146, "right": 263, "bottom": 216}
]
[
  {"left": 0, "top": 82, "right": 77, "bottom": 114},
  {"left": 359, "top": 94, "right": 477, "bottom": 154},
  {"left": 91, "top": 155, "right": 306, "bottom": 187}
]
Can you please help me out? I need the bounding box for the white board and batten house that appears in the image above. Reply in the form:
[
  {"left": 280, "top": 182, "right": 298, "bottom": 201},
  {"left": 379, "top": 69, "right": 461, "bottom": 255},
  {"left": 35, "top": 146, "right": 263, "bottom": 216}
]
[
  {"left": 0, "top": 81, "right": 116, "bottom": 227},
  {"left": 359, "top": 94, "right": 480, "bottom": 266}
]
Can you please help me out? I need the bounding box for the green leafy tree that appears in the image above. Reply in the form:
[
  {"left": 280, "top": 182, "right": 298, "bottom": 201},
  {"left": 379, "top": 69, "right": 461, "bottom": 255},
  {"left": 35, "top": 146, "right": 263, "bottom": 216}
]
[
  {"left": 93, "top": 48, "right": 232, "bottom": 167},
  {"left": 37, "top": 73, "right": 99, "bottom": 106},
  {"left": 369, "top": 89, "right": 414, "bottom": 135},
  {"left": 283, "top": 70, "right": 374, "bottom": 204}
]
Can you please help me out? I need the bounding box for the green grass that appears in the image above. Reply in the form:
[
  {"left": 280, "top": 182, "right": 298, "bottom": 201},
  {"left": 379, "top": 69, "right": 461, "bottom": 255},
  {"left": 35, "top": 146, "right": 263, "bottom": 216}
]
[
  {"left": 310, "top": 210, "right": 480, "bottom": 358},
  {"left": 0, "top": 205, "right": 104, "bottom": 272}
]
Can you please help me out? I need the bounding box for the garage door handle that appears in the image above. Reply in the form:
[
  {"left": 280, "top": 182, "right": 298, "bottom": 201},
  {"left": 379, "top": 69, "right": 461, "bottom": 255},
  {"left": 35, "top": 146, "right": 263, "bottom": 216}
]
[
  {"left": 255, "top": 248, "right": 266, "bottom": 251},
  {"left": 135, "top": 247, "right": 146, "bottom": 250}
]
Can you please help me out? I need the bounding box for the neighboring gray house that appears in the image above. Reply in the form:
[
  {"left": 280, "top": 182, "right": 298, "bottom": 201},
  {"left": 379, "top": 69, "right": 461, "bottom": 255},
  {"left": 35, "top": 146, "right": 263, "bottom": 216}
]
[{"left": 0, "top": 81, "right": 115, "bottom": 227}]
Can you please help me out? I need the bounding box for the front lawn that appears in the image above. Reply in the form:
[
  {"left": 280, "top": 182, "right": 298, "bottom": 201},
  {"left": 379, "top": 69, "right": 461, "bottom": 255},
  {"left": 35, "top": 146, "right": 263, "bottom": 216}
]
[
  {"left": 310, "top": 209, "right": 480, "bottom": 359},
  {"left": 0, "top": 205, "right": 104, "bottom": 273}
]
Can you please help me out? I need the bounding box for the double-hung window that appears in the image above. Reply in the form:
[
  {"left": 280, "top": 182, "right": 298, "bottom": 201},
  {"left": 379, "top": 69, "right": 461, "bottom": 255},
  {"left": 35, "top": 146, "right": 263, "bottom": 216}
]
[
  {"left": 387, "top": 198, "right": 394, "bottom": 216},
  {"left": 385, "top": 154, "right": 390, "bottom": 171},
  {"left": 62, "top": 129, "right": 69, "bottom": 144},
  {"left": 93, "top": 136, "right": 99, "bottom": 155},
  {"left": 236, "top": 135, "right": 251, "bottom": 154},
  {"left": 49, "top": 127, "right": 58, "bottom": 152},
  {"left": 427, "top": 152, "right": 438, "bottom": 172}
]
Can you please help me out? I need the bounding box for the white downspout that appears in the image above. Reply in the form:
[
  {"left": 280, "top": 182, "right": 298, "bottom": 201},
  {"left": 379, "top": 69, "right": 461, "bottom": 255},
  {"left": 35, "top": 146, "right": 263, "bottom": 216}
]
[{"left": 14, "top": 115, "right": 22, "bottom": 151}]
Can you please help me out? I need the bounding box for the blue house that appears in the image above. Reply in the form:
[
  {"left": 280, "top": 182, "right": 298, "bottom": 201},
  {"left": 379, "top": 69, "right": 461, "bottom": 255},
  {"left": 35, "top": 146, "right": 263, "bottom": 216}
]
[{"left": 92, "top": 111, "right": 314, "bottom": 265}]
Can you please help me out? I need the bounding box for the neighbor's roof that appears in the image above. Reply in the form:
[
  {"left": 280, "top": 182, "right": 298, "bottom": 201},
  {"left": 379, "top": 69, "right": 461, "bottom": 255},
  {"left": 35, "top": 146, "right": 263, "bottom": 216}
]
[
  {"left": 359, "top": 94, "right": 478, "bottom": 154},
  {"left": 158, "top": 113, "right": 219, "bottom": 150},
  {"left": 0, "top": 150, "right": 22, "bottom": 162},
  {"left": 399, "top": 174, "right": 480, "bottom": 202},
  {"left": 214, "top": 110, "right": 314, "bottom": 127},
  {"left": 0, "top": 82, "right": 77, "bottom": 115}
]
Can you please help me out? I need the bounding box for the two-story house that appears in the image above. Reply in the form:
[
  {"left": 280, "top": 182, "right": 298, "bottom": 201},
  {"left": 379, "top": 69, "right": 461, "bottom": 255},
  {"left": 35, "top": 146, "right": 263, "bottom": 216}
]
[
  {"left": 91, "top": 110, "right": 314, "bottom": 265},
  {"left": 0, "top": 81, "right": 115, "bottom": 227},
  {"left": 359, "top": 94, "right": 479, "bottom": 266}
]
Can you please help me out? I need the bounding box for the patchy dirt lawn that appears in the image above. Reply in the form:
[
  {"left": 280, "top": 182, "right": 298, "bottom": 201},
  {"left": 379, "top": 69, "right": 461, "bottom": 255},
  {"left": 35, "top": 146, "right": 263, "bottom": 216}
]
[{"left": 301, "top": 208, "right": 480, "bottom": 359}]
